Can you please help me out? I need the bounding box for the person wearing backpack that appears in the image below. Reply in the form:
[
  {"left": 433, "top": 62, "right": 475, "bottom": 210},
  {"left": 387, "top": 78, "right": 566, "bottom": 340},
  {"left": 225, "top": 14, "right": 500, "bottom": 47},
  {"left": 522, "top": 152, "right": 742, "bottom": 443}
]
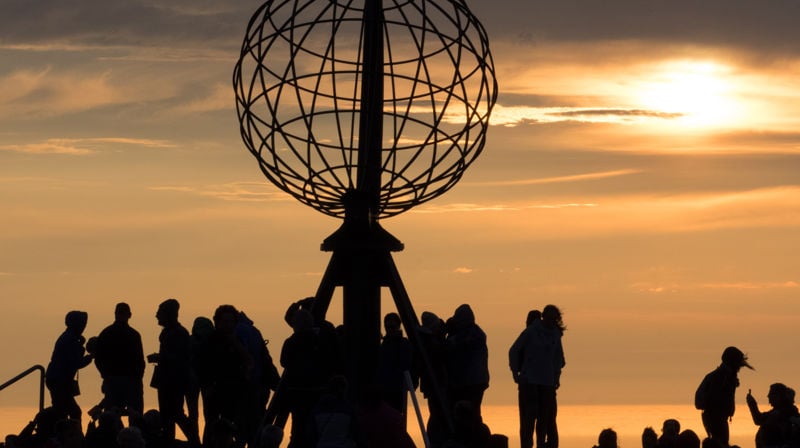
[{"left": 694, "top": 346, "right": 753, "bottom": 447}]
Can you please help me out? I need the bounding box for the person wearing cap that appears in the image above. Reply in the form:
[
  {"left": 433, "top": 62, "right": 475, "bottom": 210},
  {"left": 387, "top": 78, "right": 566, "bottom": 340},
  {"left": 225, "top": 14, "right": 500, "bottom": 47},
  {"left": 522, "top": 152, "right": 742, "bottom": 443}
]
[
  {"left": 45, "top": 310, "right": 94, "bottom": 422},
  {"left": 694, "top": 346, "right": 754, "bottom": 447},
  {"left": 93, "top": 302, "right": 146, "bottom": 414}
]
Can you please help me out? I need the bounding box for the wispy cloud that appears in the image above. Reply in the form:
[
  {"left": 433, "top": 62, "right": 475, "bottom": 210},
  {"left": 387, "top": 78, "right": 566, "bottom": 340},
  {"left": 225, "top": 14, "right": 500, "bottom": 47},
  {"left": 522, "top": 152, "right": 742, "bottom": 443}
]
[
  {"left": 173, "top": 83, "right": 233, "bottom": 114},
  {"left": 700, "top": 281, "right": 799, "bottom": 290},
  {"left": 488, "top": 105, "right": 683, "bottom": 127},
  {"left": 149, "top": 182, "right": 290, "bottom": 202},
  {"left": 631, "top": 280, "right": 799, "bottom": 294},
  {"left": 414, "top": 203, "right": 599, "bottom": 214},
  {"left": 453, "top": 267, "right": 474, "bottom": 274},
  {"left": 0, "top": 138, "right": 176, "bottom": 155},
  {"left": 467, "top": 169, "right": 641, "bottom": 187},
  {"left": 0, "top": 67, "right": 175, "bottom": 117},
  {"left": 405, "top": 186, "right": 800, "bottom": 239}
]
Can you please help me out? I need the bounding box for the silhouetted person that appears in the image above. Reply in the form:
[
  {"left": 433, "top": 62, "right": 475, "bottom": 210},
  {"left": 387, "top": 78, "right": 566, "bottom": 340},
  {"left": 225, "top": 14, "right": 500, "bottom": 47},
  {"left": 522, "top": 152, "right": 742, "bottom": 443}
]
[
  {"left": 658, "top": 419, "right": 681, "bottom": 448},
  {"left": 147, "top": 298, "right": 200, "bottom": 447},
  {"left": 357, "top": 383, "right": 417, "bottom": 448},
  {"left": 85, "top": 408, "right": 124, "bottom": 448},
  {"left": 280, "top": 309, "right": 338, "bottom": 448},
  {"left": 253, "top": 424, "right": 283, "bottom": 448},
  {"left": 309, "top": 375, "right": 363, "bottom": 448},
  {"left": 284, "top": 296, "right": 343, "bottom": 374},
  {"left": 418, "top": 311, "right": 449, "bottom": 448},
  {"left": 236, "top": 310, "right": 280, "bottom": 445},
  {"left": 444, "top": 400, "right": 491, "bottom": 448},
  {"left": 508, "top": 304, "right": 565, "bottom": 448},
  {"left": 188, "top": 316, "right": 215, "bottom": 445},
  {"left": 53, "top": 418, "right": 85, "bottom": 448},
  {"left": 643, "top": 427, "right": 658, "bottom": 448},
  {"left": 445, "top": 304, "right": 489, "bottom": 417},
  {"left": 46, "top": 310, "right": 93, "bottom": 423},
  {"left": 695, "top": 346, "right": 753, "bottom": 447},
  {"left": 117, "top": 426, "right": 146, "bottom": 448},
  {"left": 378, "top": 312, "right": 416, "bottom": 417},
  {"left": 746, "top": 383, "right": 799, "bottom": 448},
  {"left": 593, "top": 428, "right": 618, "bottom": 448},
  {"left": 675, "top": 430, "right": 701, "bottom": 448},
  {"left": 525, "top": 310, "right": 541, "bottom": 327},
  {"left": 93, "top": 302, "right": 146, "bottom": 414},
  {"left": 205, "top": 304, "right": 253, "bottom": 448},
  {"left": 5, "top": 406, "right": 63, "bottom": 447}
]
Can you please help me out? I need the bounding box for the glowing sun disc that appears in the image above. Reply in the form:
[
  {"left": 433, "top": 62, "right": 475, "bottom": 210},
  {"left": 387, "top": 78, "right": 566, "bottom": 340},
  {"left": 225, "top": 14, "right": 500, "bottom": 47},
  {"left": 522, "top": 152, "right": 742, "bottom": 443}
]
[{"left": 639, "top": 61, "right": 741, "bottom": 128}]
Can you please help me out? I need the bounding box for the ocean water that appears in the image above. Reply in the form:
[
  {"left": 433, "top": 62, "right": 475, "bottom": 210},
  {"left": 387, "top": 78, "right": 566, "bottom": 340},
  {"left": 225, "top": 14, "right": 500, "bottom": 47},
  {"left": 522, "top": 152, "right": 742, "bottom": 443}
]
[{"left": 0, "top": 404, "right": 759, "bottom": 448}]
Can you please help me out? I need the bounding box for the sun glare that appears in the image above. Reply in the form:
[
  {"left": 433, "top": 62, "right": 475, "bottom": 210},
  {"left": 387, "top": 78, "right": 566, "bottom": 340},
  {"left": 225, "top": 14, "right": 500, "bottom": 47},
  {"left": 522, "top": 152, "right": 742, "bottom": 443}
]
[{"left": 638, "top": 61, "right": 743, "bottom": 129}]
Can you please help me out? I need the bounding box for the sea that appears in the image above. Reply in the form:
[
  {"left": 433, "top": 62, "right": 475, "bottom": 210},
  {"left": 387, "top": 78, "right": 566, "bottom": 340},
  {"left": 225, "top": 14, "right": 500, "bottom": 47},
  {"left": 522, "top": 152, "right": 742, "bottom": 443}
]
[{"left": 0, "top": 404, "right": 760, "bottom": 448}]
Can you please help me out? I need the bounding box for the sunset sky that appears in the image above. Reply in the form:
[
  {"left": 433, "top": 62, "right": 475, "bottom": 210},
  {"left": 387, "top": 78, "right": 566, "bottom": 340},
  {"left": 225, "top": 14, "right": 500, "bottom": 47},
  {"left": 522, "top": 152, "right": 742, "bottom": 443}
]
[{"left": 1, "top": 0, "right": 799, "bottom": 422}]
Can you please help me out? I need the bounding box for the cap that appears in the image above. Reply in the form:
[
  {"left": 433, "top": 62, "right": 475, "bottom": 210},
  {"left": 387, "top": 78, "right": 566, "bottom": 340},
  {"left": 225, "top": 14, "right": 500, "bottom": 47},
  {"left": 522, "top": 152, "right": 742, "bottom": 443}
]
[{"left": 722, "top": 346, "right": 754, "bottom": 370}]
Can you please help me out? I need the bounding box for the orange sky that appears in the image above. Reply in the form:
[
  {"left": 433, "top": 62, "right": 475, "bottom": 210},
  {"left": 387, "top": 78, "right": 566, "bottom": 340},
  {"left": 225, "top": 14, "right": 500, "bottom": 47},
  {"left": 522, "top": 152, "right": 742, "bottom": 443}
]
[{"left": 1, "top": 0, "right": 799, "bottom": 427}]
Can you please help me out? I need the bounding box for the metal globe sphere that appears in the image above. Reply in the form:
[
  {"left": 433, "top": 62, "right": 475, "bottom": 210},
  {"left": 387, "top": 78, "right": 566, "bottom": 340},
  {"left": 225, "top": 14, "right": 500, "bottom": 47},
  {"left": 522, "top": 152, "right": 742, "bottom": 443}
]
[{"left": 234, "top": 0, "right": 497, "bottom": 219}]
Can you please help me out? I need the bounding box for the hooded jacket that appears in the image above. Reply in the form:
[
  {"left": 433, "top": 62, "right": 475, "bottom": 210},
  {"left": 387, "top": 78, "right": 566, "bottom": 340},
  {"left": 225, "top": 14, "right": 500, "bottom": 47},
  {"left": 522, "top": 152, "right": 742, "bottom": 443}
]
[{"left": 508, "top": 319, "right": 565, "bottom": 387}]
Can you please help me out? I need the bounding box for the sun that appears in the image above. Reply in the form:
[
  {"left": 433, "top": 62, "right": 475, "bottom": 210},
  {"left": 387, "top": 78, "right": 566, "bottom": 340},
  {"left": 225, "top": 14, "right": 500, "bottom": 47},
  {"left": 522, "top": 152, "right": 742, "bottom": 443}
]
[{"left": 638, "top": 61, "right": 743, "bottom": 129}]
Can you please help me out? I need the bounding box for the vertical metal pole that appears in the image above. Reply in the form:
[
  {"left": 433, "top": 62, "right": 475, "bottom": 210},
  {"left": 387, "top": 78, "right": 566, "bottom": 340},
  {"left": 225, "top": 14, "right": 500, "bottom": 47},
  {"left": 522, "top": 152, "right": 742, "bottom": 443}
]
[
  {"left": 342, "top": 0, "right": 385, "bottom": 400},
  {"left": 356, "top": 0, "right": 384, "bottom": 210}
]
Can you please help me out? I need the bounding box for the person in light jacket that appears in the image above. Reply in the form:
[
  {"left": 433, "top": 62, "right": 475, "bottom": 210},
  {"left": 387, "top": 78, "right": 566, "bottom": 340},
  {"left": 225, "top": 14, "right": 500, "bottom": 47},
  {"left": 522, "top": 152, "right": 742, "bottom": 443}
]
[{"left": 509, "top": 304, "right": 565, "bottom": 448}]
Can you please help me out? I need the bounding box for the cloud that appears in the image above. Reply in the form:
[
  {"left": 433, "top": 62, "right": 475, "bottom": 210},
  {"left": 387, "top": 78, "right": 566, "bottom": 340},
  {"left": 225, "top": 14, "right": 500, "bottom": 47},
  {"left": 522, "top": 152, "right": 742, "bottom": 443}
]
[
  {"left": 0, "top": 138, "right": 175, "bottom": 155},
  {"left": 489, "top": 104, "right": 682, "bottom": 127},
  {"left": 149, "top": 182, "right": 291, "bottom": 202},
  {"left": 700, "top": 281, "right": 799, "bottom": 290},
  {"left": 0, "top": 1, "right": 249, "bottom": 49},
  {"left": 414, "top": 203, "right": 599, "bottom": 214},
  {"left": 0, "top": 67, "right": 176, "bottom": 118},
  {"left": 453, "top": 267, "right": 474, "bottom": 274},
  {"left": 466, "top": 169, "right": 641, "bottom": 187},
  {"left": 173, "top": 83, "right": 233, "bottom": 114},
  {"left": 472, "top": 1, "right": 800, "bottom": 59},
  {"left": 405, "top": 186, "right": 800, "bottom": 240},
  {"left": 630, "top": 280, "right": 799, "bottom": 294}
]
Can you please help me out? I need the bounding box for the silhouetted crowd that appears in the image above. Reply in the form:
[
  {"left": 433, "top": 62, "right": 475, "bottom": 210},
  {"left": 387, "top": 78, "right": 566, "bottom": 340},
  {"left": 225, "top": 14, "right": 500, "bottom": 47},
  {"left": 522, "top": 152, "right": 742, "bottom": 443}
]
[
  {"left": 3, "top": 300, "right": 798, "bottom": 448},
  {"left": 589, "top": 348, "right": 800, "bottom": 448},
  {"left": 2, "top": 298, "right": 509, "bottom": 448}
]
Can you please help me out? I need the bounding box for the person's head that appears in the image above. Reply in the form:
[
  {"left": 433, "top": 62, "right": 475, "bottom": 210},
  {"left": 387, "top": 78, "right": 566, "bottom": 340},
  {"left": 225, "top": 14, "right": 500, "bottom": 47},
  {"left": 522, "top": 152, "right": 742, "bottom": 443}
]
[
  {"left": 213, "top": 305, "right": 239, "bottom": 335},
  {"left": 526, "top": 310, "right": 541, "bottom": 326},
  {"left": 384, "top": 312, "right": 402, "bottom": 333},
  {"left": 676, "top": 430, "right": 700, "bottom": 448},
  {"left": 156, "top": 299, "right": 180, "bottom": 326},
  {"left": 721, "top": 346, "right": 753, "bottom": 371},
  {"left": 117, "top": 426, "right": 145, "bottom": 448},
  {"left": 284, "top": 296, "right": 315, "bottom": 327},
  {"left": 542, "top": 304, "right": 565, "bottom": 332},
  {"left": 597, "top": 428, "right": 618, "bottom": 448},
  {"left": 254, "top": 424, "right": 283, "bottom": 448},
  {"left": 662, "top": 419, "right": 681, "bottom": 437},
  {"left": 449, "top": 304, "right": 475, "bottom": 331},
  {"left": 700, "top": 436, "right": 724, "bottom": 448},
  {"left": 420, "top": 311, "right": 444, "bottom": 335},
  {"left": 64, "top": 311, "right": 88, "bottom": 335},
  {"left": 114, "top": 302, "right": 131, "bottom": 323},
  {"left": 767, "top": 382, "right": 792, "bottom": 407},
  {"left": 642, "top": 427, "right": 658, "bottom": 448},
  {"left": 55, "top": 418, "right": 84, "bottom": 448},
  {"left": 192, "top": 316, "right": 215, "bottom": 340},
  {"left": 291, "top": 309, "right": 314, "bottom": 333}
]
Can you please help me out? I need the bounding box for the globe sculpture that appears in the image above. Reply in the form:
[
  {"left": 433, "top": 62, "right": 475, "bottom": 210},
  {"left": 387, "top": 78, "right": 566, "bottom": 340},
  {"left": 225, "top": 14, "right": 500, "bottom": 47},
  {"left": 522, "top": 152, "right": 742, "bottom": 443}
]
[{"left": 233, "top": 0, "right": 496, "bottom": 432}]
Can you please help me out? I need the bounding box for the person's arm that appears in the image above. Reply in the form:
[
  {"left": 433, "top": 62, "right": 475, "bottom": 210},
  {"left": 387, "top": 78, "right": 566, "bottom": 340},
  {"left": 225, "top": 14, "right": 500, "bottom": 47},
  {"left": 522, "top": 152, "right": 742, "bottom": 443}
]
[{"left": 746, "top": 389, "right": 764, "bottom": 425}]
